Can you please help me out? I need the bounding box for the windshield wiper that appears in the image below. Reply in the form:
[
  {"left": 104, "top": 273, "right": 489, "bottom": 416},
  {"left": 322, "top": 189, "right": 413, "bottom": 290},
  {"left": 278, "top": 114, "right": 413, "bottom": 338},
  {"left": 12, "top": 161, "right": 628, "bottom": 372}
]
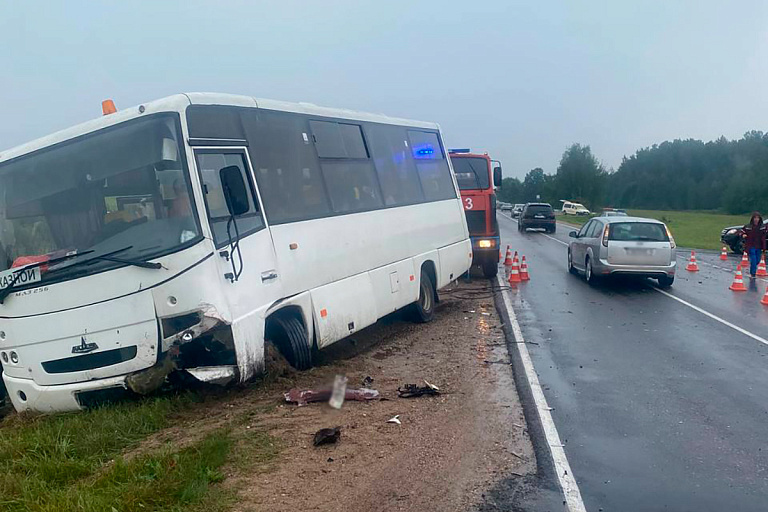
[
  {"left": 51, "top": 246, "right": 163, "bottom": 271},
  {"left": 93, "top": 255, "right": 163, "bottom": 270}
]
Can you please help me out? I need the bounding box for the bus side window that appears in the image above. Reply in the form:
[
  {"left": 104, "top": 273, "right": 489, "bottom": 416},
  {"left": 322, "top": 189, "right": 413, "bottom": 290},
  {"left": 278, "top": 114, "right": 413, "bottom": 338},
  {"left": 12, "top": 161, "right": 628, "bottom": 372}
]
[
  {"left": 310, "top": 121, "right": 383, "bottom": 214},
  {"left": 244, "top": 111, "right": 332, "bottom": 224},
  {"left": 194, "top": 151, "right": 264, "bottom": 247},
  {"left": 367, "top": 124, "right": 424, "bottom": 206},
  {"left": 407, "top": 130, "right": 456, "bottom": 202}
]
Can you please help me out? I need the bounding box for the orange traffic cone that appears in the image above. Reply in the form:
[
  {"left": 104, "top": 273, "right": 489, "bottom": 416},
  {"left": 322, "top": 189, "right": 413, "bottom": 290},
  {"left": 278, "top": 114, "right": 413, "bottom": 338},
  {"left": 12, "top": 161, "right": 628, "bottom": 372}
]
[
  {"left": 503, "top": 246, "right": 513, "bottom": 266},
  {"left": 720, "top": 247, "right": 728, "bottom": 261},
  {"left": 742, "top": 252, "right": 749, "bottom": 266},
  {"left": 508, "top": 258, "right": 521, "bottom": 283},
  {"left": 730, "top": 265, "right": 747, "bottom": 292},
  {"left": 520, "top": 256, "right": 530, "bottom": 281},
  {"left": 513, "top": 251, "right": 519, "bottom": 263},
  {"left": 757, "top": 254, "right": 767, "bottom": 277},
  {"left": 686, "top": 251, "right": 699, "bottom": 272},
  {"left": 761, "top": 286, "right": 768, "bottom": 305}
]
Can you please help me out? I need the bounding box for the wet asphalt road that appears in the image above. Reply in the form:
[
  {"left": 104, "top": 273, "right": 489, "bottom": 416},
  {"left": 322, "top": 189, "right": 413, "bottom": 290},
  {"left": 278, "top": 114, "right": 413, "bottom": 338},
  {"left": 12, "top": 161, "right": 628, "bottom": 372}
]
[{"left": 497, "top": 213, "right": 768, "bottom": 512}]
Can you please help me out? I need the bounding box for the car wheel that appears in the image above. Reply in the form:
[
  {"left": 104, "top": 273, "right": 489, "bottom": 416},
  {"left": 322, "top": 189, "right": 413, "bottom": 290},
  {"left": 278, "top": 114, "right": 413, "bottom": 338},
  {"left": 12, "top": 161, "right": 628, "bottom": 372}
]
[
  {"left": 482, "top": 260, "right": 498, "bottom": 279},
  {"left": 658, "top": 275, "right": 674, "bottom": 288},
  {"left": 585, "top": 257, "right": 598, "bottom": 285},
  {"left": 567, "top": 249, "right": 577, "bottom": 274},
  {"left": 550, "top": 226, "right": 556, "bottom": 234},
  {"left": 410, "top": 268, "right": 436, "bottom": 323}
]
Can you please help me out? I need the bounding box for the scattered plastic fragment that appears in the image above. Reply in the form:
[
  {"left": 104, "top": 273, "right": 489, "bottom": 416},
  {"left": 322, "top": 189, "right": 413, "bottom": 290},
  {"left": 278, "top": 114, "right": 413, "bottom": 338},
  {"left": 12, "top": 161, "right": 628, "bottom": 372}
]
[
  {"left": 387, "top": 415, "right": 401, "bottom": 425},
  {"left": 313, "top": 427, "right": 341, "bottom": 446},
  {"left": 329, "top": 375, "right": 348, "bottom": 410},
  {"left": 284, "top": 387, "right": 380, "bottom": 406},
  {"left": 362, "top": 375, "right": 374, "bottom": 387}
]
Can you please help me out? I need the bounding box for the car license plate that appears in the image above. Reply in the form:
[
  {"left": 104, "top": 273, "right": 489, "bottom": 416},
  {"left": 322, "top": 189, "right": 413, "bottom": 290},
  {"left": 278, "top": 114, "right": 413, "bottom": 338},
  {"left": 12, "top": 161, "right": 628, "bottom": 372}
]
[
  {"left": 626, "top": 248, "right": 654, "bottom": 255},
  {"left": 0, "top": 266, "right": 41, "bottom": 290},
  {"left": 534, "top": 214, "right": 545, "bottom": 219}
]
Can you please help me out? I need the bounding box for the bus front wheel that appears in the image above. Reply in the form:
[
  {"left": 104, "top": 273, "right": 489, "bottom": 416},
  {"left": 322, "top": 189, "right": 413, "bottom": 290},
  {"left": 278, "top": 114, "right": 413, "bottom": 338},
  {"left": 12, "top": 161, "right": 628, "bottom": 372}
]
[
  {"left": 268, "top": 315, "right": 312, "bottom": 370},
  {"left": 411, "top": 269, "right": 436, "bottom": 323}
]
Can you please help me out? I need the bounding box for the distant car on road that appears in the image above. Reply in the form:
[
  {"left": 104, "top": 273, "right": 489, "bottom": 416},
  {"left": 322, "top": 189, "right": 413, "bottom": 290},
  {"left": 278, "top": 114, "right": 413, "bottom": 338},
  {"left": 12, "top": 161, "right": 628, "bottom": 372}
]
[
  {"left": 601, "top": 210, "right": 628, "bottom": 217},
  {"left": 721, "top": 225, "right": 745, "bottom": 254},
  {"left": 519, "top": 203, "right": 556, "bottom": 233},
  {"left": 561, "top": 201, "right": 591, "bottom": 216},
  {"left": 500, "top": 202, "right": 513, "bottom": 212},
  {"left": 511, "top": 204, "right": 524, "bottom": 218},
  {"left": 567, "top": 216, "right": 676, "bottom": 287}
]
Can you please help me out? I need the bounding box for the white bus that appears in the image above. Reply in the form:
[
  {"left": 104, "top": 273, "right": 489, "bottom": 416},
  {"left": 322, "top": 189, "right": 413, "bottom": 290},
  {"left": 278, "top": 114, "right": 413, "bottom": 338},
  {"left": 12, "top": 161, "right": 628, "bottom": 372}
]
[{"left": 0, "top": 93, "right": 472, "bottom": 413}]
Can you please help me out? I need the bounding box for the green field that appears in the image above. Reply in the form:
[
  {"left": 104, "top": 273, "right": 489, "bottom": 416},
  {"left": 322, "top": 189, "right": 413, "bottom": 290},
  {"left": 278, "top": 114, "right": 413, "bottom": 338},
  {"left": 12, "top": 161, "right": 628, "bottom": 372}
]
[
  {"left": 557, "top": 210, "right": 748, "bottom": 250},
  {"left": 0, "top": 394, "right": 280, "bottom": 512}
]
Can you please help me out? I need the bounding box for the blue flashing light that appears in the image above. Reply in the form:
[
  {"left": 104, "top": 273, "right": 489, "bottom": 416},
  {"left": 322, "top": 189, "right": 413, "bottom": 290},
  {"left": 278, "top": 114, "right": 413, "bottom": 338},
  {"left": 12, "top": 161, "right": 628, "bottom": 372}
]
[{"left": 416, "top": 148, "right": 435, "bottom": 155}]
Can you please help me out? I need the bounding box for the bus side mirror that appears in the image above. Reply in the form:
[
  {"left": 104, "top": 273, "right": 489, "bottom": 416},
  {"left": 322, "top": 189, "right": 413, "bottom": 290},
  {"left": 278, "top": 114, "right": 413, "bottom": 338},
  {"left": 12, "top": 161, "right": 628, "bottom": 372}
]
[
  {"left": 220, "top": 166, "right": 250, "bottom": 216},
  {"left": 493, "top": 166, "right": 502, "bottom": 187}
]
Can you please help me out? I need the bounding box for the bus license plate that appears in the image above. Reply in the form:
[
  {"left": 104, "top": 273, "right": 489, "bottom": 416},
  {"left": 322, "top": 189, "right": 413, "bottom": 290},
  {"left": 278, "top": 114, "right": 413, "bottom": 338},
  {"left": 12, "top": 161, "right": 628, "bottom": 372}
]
[{"left": 0, "top": 266, "right": 41, "bottom": 290}]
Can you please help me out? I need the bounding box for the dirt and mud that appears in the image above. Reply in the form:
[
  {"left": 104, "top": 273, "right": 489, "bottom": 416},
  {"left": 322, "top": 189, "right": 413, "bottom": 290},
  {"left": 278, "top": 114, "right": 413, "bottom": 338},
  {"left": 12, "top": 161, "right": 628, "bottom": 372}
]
[{"left": 215, "top": 278, "right": 536, "bottom": 512}]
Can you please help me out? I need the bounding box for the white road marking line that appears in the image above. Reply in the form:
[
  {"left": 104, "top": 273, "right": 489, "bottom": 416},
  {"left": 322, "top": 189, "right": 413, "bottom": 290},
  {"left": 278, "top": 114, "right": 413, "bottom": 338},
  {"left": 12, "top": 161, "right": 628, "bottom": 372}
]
[
  {"left": 504, "top": 211, "right": 768, "bottom": 347},
  {"left": 652, "top": 287, "right": 768, "bottom": 346},
  {"left": 496, "top": 273, "right": 587, "bottom": 512},
  {"left": 502, "top": 215, "right": 569, "bottom": 246},
  {"left": 542, "top": 232, "right": 568, "bottom": 246}
]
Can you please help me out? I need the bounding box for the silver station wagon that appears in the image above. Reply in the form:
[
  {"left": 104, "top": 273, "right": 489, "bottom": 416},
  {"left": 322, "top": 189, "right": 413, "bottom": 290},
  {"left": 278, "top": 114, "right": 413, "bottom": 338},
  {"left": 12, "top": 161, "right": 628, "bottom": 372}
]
[{"left": 567, "top": 216, "right": 677, "bottom": 287}]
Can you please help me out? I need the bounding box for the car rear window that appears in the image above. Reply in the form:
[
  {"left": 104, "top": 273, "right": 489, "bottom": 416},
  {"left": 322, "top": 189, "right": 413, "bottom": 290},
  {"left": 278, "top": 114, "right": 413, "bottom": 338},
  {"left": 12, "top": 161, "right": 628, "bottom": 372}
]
[
  {"left": 526, "top": 205, "right": 553, "bottom": 216},
  {"left": 609, "top": 222, "right": 668, "bottom": 242}
]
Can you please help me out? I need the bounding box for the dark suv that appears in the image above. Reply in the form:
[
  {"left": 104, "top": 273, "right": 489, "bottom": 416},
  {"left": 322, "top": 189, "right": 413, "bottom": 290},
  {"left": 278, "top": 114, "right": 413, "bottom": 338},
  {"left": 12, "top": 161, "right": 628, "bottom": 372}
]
[{"left": 519, "top": 203, "right": 556, "bottom": 233}]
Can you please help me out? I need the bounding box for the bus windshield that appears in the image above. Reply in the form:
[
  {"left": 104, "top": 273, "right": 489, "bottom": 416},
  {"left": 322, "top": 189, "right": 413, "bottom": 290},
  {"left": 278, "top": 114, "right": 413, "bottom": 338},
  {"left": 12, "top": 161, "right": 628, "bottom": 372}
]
[
  {"left": 451, "top": 157, "right": 490, "bottom": 190},
  {"left": 0, "top": 113, "right": 200, "bottom": 278}
]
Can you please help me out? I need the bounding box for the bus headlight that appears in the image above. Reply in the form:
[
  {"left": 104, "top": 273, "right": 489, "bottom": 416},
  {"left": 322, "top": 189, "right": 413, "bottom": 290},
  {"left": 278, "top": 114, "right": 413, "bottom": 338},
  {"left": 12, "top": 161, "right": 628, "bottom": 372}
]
[{"left": 477, "top": 239, "right": 495, "bottom": 248}]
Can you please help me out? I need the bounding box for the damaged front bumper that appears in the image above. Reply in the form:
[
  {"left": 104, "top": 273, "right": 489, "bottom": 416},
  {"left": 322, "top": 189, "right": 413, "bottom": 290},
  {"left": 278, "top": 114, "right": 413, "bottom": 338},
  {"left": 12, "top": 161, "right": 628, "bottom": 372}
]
[
  {"left": 4, "top": 373, "right": 131, "bottom": 413},
  {"left": 4, "top": 362, "right": 239, "bottom": 413}
]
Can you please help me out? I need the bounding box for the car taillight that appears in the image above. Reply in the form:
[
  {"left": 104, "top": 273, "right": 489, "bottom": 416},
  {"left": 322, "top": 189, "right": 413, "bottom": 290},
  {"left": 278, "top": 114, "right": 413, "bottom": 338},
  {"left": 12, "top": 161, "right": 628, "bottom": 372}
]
[
  {"left": 665, "top": 225, "right": 676, "bottom": 248},
  {"left": 602, "top": 224, "right": 610, "bottom": 247}
]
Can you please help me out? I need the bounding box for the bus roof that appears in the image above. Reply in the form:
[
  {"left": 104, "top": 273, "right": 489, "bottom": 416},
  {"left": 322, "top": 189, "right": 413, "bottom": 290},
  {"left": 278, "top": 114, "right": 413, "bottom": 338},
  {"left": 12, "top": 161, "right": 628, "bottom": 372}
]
[
  {"left": 0, "top": 93, "right": 441, "bottom": 164},
  {"left": 448, "top": 152, "right": 490, "bottom": 160}
]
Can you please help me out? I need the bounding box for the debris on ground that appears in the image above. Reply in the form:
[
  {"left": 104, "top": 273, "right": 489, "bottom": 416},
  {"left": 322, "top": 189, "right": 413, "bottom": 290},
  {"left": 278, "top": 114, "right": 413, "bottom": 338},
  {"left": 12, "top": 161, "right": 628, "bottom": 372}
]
[
  {"left": 313, "top": 427, "right": 341, "bottom": 446},
  {"left": 423, "top": 380, "right": 439, "bottom": 391},
  {"left": 387, "top": 415, "right": 402, "bottom": 425},
  {"left": 362, "top": 375, "right": 374, "bottom": 387},
  {"left": 397, "top": 382, "right": 441, "bottom": 398},
  {"left": 328, "top": 375, "right": 348, "bottom": 409},
  {"left": 284, "top": 387, "right": 380, "bottom": 406}
]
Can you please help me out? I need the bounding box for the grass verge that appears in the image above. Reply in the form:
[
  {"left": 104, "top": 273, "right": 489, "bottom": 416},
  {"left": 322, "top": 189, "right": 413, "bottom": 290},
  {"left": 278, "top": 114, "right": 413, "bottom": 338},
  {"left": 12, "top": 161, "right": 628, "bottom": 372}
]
[
  {"left": 625, "top": 210, "right": 745, "bottom": 251},
  {"left": 555, "top": 210, "right": 747, "bottom": 250},
  {"left": 0, "top": 394, "right": 281, "bottom": 512}
]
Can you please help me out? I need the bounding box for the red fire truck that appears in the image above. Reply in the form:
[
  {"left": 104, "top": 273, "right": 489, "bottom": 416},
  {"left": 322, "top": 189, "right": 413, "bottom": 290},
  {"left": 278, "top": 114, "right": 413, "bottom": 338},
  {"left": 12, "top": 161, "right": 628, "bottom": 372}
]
[{"left": 449, "top": 150, "right": 502, "bottom": 278}]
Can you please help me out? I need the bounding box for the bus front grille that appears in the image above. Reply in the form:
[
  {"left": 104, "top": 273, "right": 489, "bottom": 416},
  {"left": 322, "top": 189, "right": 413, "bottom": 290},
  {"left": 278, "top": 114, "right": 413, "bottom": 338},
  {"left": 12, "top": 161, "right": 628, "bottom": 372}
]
[{"left": 42, "top": 346, "right": 138, "bottom": 374}]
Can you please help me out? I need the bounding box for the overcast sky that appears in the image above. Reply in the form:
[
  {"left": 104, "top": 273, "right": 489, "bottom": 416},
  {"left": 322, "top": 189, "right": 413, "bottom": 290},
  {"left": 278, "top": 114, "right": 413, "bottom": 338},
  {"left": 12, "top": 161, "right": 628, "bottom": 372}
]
[{"left": 2, "top": 1, "right": 767, "bottom": 178}]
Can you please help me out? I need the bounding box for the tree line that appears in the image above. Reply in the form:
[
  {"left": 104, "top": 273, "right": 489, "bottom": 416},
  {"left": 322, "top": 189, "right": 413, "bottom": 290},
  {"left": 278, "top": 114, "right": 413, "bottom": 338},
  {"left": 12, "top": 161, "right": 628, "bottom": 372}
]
[{"left": 497, "top": 131, "right": 768, "bottom": 214}]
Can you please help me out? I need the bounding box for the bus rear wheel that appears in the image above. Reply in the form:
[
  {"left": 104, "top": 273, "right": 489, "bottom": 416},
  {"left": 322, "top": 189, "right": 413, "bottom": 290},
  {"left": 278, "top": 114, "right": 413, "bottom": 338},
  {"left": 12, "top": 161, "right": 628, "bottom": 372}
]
[
  {"left": 411, "top": 269, "right": 436, "bottom": 323},
  {"left": 268, "top": 316, "right": 312, "bottom": 370}
]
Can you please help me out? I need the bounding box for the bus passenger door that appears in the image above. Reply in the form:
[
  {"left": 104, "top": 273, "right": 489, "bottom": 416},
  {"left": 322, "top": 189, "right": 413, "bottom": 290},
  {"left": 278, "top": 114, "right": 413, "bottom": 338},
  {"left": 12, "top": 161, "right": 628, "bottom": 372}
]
[{"left": 194, "top": 149, "right": 283, "bottom": 376}]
